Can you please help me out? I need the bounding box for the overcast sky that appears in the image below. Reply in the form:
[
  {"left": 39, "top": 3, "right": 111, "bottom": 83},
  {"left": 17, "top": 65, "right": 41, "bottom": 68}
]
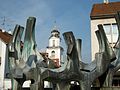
[{"left": 0, "top": 0, "right": 120, "bottom": 63}]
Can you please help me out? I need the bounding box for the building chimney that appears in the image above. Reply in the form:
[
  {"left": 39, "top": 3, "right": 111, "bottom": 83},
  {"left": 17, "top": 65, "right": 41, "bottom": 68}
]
[
  {"left": 8, "top": 30, "right": 12, "bottom": 34},
  {"left": 104, "top": 0, "right": 109, "bottom": 4},
  {"left": 2, "top": 29, "right": 5, "bottom": 32}
]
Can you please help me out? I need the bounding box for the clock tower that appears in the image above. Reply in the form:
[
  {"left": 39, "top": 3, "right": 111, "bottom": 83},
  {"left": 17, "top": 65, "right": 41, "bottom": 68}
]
[{"left": 46, "top": 26, "right": 64, "bottom": 67}]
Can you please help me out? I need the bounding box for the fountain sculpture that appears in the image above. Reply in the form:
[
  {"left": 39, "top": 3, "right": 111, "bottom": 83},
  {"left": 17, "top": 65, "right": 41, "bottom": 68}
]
[{"left": 8, "top": 12, "right": 120, "bottom": 90}]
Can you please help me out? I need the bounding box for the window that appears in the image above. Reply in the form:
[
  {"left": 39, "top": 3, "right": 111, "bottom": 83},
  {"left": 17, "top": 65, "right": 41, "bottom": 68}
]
[
  {"left": 0, "top": 57, "right": 1, "bottom": 65},
  {"left": 103, "top": 23, "right": 118, "bottom": 47},
  {"left": 51, "top": 51, "right": 55, "bottom": 58},
  {"left": 104, "top": 24, "right": 111, "bottom": 35},
  {"left": 6, "top": 73, "right": 10, "bottom": 78},
  {"left": 112, "top": 24, "right": 118, "bottom": 35},
  {"left": 112, "top": 79, "right": 120, "bottom": 86},
  {"left": 53, "top": 40, "right": 55, "bottom": 47}
]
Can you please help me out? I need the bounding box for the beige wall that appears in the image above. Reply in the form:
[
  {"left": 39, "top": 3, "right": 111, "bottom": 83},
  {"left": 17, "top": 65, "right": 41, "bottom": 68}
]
[{"left": 91, "top": 18, "right": 116, "bottom": 60}]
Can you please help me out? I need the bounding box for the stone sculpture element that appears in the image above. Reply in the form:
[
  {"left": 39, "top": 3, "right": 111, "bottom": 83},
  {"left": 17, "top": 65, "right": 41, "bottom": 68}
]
[
  {"left": 8, "top": 16, "right": 117, "bottom": 90},
  {"left": 8, "top": 17, "right": 44, "bottom": 90},
  {"left": 100, "top": 11, "right": 120, "bottom": 87},
  {"left": 41, "top": 26, "right": 116, "bottom": 90}
]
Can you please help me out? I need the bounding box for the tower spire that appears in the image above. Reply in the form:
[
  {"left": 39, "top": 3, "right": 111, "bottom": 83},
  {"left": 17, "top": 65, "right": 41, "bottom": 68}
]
[{"left": 52, "top": 20, "right": 58, "bottom": 31}]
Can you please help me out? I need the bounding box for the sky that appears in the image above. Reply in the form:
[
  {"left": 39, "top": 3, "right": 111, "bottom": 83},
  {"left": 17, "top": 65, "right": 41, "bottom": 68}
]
[{"left": 0, "top": 0, "right": 120, "bottom": 63}]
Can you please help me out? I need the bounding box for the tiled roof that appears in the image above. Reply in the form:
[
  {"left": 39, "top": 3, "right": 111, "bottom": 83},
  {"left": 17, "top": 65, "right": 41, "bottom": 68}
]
[
  {"left": 90, "top": 2, "right": 120, "bottom": 19},
  {"left": 0, "top": 29, "right": 12, "bottom": 44}
]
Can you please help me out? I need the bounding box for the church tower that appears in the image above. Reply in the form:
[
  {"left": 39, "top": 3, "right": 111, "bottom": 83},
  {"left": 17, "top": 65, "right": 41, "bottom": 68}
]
[{"left": 46, "top": 26, "right": 64, "bottom": 67}]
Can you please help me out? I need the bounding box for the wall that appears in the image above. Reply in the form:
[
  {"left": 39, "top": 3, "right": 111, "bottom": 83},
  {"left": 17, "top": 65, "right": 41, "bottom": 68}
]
[
  {"left": 91, "top": 18, "right": 116, "bottom": 60},
  {"left": 49, "top": 37, "right": 60, "bottom": 47},
  {"left": 4, "top": 79, "right": 11, "bottom": 89},
  {"left": 0, "top": 39, "right": 6, "bottom": 90}
]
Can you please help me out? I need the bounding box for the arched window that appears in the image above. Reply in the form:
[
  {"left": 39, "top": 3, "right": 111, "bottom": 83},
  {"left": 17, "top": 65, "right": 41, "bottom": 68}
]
[{"left": 51, "top": 51, "right": 55, "bottom": 58}]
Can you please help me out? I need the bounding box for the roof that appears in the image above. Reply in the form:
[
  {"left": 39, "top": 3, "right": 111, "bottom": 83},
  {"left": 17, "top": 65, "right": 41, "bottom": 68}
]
[
  {"left": 90, "top": 1, "right": 120, "bottom": 19},
  {"left": 0, "top": 29, "right": 12, "bottom": 44},
  {"left": 51, "top": 30, "right": 60, "bottom": 34}
]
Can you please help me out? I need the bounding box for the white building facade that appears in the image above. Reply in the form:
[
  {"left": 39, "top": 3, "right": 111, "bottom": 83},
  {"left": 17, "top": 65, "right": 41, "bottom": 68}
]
[
  {"left": 90, "top": 1, "right": 120, "bottom": 60},
  {"left": 90, "top": 1, "right": 120, "bottom": 86},
  {"left": 0, "top": 30, "right": 12, "bottom": 90},
  {"left": 0, "top": 38, "right": 7, "bottom": 90}
]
